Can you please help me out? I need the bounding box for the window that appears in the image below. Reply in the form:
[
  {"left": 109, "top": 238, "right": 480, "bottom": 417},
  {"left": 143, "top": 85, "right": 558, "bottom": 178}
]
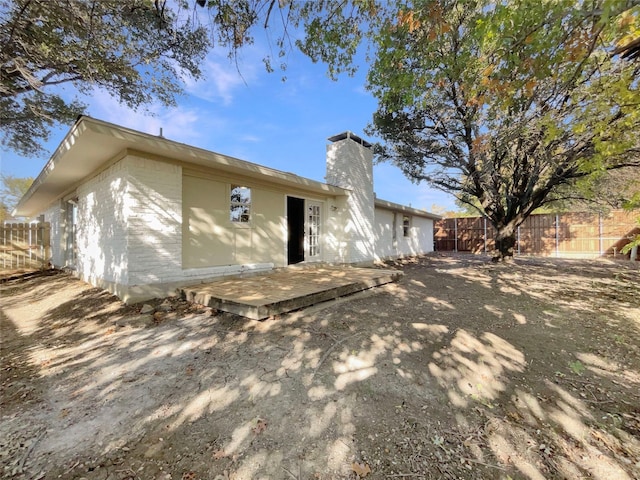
[
  {"left": 403, "top": 215, "right": 411, "bottom": 237},
  {"left": 230, "top": 185, "right": 251, "bottom": 223}
]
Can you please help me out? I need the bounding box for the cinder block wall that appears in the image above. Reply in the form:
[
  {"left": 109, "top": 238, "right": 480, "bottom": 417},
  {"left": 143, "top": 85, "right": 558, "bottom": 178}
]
[
  {"left": 75, "top": 159, "right": 130, "bottom": 287},
  {"left": 39, "top": 155, "right": 181, "bottom": 299},
  {"left": 125, "top": 155, "right": 183, "bottom": 286}
]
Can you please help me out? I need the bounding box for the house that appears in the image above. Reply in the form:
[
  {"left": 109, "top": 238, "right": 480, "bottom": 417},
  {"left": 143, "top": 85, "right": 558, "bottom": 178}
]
[{"left": 14, "top": 116, "right": 440, "bottom": 302}]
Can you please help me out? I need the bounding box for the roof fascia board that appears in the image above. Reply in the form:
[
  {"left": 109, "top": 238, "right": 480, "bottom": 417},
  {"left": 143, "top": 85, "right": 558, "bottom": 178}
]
[
  {"left": 128, "top": 149, "right": 350, "bottom": 197},
  {"left": 375, "top": 198, "right": 442, "bottom": 220},
  {"left": 13, "top": 117, "right": 88, "bottom": 215},
  {"left": 86, "top": 117, "right": 348, "bottom": 195}
]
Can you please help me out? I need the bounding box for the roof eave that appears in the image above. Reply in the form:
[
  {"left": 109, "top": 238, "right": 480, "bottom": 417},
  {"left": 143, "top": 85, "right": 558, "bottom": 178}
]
[
  {"left": 374, "top": 198, "right": 442, "bottom": 220},
  {"left": 13, "top": 117, "right": 87, "bottom": 217},
  {"left": 13, "top": 116, "right": 349, "bottom": 217}
]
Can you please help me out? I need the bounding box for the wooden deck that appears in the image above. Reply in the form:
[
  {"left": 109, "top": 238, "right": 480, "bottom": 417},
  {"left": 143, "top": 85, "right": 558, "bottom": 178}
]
[{"left": 181, "top": 266, "right": 402, "bottom": 320}]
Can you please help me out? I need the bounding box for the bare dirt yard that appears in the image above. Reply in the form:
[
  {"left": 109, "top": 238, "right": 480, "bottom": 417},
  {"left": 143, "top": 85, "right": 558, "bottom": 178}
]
[{"left": 1, "top": 254, "right": 639, "bottom": 480}]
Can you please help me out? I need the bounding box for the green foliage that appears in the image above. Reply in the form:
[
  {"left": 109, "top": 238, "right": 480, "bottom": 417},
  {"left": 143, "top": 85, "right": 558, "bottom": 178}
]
[
  {"left": 0, "top": 0, "right": 380, "bottom": 157},
  {"left": 366, "top": 0, "right": 640, "bottom": 259},
  {"left": 621, "top": 191, "right": 640, "bottom": 255},
  {"left": 569, "top": 360, "right": 586, "bottom": 376},
  {"left": 1, "top": 0, "right": 209, "bottom": 156},
  {"left": 196, "top": 0, "right": 380, "bottom": 79},
  {"left": 453, "top": 196, "right": 484, "bottom": 217},
  {"left": 0, "top": 174, "right": 33, "bottom": 221}
]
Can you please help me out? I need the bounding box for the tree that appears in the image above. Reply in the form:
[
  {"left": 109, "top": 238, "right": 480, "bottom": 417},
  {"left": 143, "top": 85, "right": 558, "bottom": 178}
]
[
  {"left": 1, "top": 0, "right": 209, "bottom": 156},
  {"left": 621, "top": 192, "right": 640, "bottom": 257},
  {"left": 0, "top": 174, "right": 33, "bottom": 222},
  {"left": 0, "top": 0, "right": 379, "bottom": 157},
  {"left": 3, "top": 0, "right": 638, "bottom": 263},
  {"left": 367, "top": 0, "right": 640, "bottom": 260}
]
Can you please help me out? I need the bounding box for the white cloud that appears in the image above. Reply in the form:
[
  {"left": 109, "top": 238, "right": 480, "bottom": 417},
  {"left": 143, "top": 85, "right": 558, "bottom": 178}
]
[
  {"left": 84, "top": 88, "right": 216, "bottom": 145},
  {"left": 183, "top": 50, "right": 260, "bottom": 105},
  {"left": 237, "top": 134, "right": 261, "bottom": 143}
]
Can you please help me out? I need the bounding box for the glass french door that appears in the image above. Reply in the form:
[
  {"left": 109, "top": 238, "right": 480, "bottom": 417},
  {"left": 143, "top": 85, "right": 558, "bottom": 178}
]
[{"left": 306, "top": 201, "right": 322, "bottom": 261}]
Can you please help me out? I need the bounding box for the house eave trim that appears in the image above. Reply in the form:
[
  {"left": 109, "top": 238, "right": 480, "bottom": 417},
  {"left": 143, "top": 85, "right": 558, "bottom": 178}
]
[
  {"left": 14, "top": 116, "right": 349, "bottom": 216},
  {"left": 374, "top": 198, "right": 441, "bottom": 220}
]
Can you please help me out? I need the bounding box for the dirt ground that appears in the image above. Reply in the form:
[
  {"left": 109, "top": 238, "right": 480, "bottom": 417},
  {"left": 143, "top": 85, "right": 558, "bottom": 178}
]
[{"left": 1, "top": 254, "right": 639, "bottom": 480}]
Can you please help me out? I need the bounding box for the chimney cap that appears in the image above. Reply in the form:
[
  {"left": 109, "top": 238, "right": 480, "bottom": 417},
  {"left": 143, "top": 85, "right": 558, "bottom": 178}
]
[{"left": 328, "top": 131, "right": 372, "bottom": 148}]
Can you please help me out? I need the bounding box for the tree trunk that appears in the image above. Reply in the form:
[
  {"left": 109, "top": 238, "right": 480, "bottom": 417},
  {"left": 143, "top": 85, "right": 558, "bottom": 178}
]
[{"left": 493, "top": 225, "right": 517, "bottom": 262}]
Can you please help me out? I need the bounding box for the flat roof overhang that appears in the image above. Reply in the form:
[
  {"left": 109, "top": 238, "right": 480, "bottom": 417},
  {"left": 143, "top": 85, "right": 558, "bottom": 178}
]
[{"left": 15, "top": 116, "right": 349, "bottom": 217}]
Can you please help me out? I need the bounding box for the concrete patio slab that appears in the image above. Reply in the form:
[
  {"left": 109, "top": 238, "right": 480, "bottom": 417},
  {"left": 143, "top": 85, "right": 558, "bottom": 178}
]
[{"left": 180, "top": 266, "right": 402, "bottom": 320}]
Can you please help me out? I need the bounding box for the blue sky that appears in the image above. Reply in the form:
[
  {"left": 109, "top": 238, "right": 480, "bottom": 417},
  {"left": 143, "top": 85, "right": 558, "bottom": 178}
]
[{"left": 0, "top": 44, "right": 457, "bottom": 212}]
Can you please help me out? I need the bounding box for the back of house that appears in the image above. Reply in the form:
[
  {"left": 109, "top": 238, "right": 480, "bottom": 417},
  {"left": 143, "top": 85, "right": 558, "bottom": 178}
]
[{"left": 13, "top": 117, "right": 440, "bottom": 302}]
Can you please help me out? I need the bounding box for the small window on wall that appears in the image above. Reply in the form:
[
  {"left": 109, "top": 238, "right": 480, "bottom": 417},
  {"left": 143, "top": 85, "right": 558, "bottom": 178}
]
[
  {"left": 403, "top": 215, "right": 411, "bottom": 237},
  {"left": 230, "top": 185, "right": 251, "bottom": 223}
]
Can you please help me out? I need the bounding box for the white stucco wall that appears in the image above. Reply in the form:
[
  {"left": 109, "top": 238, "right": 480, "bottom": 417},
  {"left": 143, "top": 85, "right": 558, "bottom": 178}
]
[
  {"left": 124, "top": 156, "right": 273, "bottom": 300},
  {"left": 324, "top": 195, "right": 350, "bottom": 264},
  {"left": 326, "top": 136, "right": 376, "bottom": 264},
  {"left": 374, "top": 208, "right": 396, "bottom": 260},
  {"left": 38, "top": 145, "right": 436, "bottom": 303},
  {"left": 409, "top": 216, "right": 435, "bottom": 255},
  {"left": 39, "top": 154, "right": 275, "bottom": 302},
  {"left": 374, "top": 207, "right": 435, "bottom": 260}
]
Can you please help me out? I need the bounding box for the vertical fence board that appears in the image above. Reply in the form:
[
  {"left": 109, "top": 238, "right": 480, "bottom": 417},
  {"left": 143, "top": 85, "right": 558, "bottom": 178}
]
[
  {"left": 0, "top": 222, "right": 51, "bottom": 271},
  {"left": 434, "top": 210, "right": 639, "bottom": 259}
]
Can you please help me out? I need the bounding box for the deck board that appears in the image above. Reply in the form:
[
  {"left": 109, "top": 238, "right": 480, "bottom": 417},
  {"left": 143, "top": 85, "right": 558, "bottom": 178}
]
[{"left": 181, "top": 266, "right": 402, "bottom": 319}]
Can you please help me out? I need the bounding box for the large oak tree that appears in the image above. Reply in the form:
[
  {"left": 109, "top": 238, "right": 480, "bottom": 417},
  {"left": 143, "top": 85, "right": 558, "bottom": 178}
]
[{"left": 366, "top": 0, "right": 640, "bottom": 260}]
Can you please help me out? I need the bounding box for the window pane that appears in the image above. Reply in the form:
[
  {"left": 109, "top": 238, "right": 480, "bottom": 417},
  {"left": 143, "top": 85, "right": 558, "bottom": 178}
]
[
  {"left": 231, "top": 185, "right": 251, "bottom": 204},
  {"left": 307, "top": 203, "right": 321, "bottom": 256},
  {"left": 231, "top": 205, "right": 250, "bottom": 222},
  {"left": 403, "top": 216, "right": 410, "bottom": 237},
  {"left": 230, "top": 185, "right": 251, "bottom": 223}
]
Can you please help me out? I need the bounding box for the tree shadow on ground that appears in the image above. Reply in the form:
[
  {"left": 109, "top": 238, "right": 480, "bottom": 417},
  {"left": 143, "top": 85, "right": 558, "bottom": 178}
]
[{"left": 1, "top": 255, "right": 639, "bottom": 479}]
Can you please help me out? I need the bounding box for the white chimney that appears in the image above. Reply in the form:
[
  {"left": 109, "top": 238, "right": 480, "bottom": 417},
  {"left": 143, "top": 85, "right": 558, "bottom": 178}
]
[{"left": 326, "top": 132, "right": 375, "bottom": 264}]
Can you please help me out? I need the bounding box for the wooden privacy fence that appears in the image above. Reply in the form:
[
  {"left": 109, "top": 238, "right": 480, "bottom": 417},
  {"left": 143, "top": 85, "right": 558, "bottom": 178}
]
[
  {"left": 0, "top": 222, "right": 51, "bottom": 270},
  {"left": 434, "top": 210, "right": 639, "bottom": 259}
]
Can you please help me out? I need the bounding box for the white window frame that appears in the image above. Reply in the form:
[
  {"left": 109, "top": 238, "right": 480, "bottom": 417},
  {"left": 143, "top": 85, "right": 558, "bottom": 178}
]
[
  {"left": 306, "top": 200, "right": 322, "bottom": 261},
  {"left": 230, "top": 185, "right": 251, "bottom": 224},
  {"left": 403, "top": 215, "right": 411, "bottom": 237}
]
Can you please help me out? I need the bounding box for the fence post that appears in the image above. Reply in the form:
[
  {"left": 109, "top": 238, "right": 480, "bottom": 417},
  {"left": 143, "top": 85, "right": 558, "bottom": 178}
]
[
  {"left": 555, "top": 214, "right": 560, "bottom": 257},
  {"left": 598, "top": 213, "right": 603, "bottom": 256},
  {"left": 454, "top": 218, "right": 458, "bottom": 252},
  {"left": 483, "top": 217, "right": 487, "bottom": 254},
  {"left": 517, "top": 226, "right": 521, "bottom": 255}
]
